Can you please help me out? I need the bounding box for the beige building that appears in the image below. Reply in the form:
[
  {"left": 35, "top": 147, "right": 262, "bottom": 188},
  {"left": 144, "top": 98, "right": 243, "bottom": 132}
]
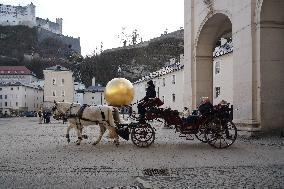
[
  {"left": 43, "top": 65, "right": 74, "bottom": 103},
  {"left": 184, "top": 0, "right": 284, "bottom": 134},
  {"left": 133, "top": 56, "right": 185, "bottom": 112},
  {"left": 0, "top": 82, "right": 43, "bottom": 115}
]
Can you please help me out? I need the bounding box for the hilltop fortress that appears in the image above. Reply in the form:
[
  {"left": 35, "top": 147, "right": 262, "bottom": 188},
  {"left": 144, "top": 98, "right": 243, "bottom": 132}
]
[
  {"left": 0, "top": 2, "right": 80, "bottom": 53},
  {"left": 0, "top": 3, "right": 62, "bottom": 34}
]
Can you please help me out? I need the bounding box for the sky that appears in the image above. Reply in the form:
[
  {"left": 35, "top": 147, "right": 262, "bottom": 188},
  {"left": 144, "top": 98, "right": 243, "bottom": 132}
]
[{"left": 1, "top": 0, "right": 184, "bottom": 56}]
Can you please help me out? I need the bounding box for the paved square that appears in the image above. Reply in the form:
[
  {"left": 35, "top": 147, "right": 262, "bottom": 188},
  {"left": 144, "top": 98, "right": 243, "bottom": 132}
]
[{"left": 0, "top": 117, "right": 283, "bottom": 188}]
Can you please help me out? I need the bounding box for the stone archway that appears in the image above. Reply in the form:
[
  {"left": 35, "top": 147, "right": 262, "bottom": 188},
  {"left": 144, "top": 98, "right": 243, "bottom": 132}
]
[
  {"left": 259, "top": 0, "right": 284, "bottom": 132},
  {"left": 193, "top": 13, "right": 232, "bottom": 107}
]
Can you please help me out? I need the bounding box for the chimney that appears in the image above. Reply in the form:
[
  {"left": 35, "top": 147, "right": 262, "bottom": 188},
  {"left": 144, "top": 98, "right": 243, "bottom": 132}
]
[{"left": 92, "top": 77, "right": 96, "bottom": 86}]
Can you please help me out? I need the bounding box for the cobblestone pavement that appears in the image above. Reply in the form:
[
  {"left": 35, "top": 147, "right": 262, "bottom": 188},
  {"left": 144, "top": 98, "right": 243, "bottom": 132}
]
[{"left": 0, "top": 117, "right": 283, "bottom": 189}]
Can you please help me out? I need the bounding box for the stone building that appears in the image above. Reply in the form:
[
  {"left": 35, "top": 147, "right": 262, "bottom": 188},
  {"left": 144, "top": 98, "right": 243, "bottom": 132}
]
[
  {"left": 184, "top": 0, "right": 284, "bottom": 134},
  {"left": 0, "top": 82, "right": 43, "bottom": 115},
  {"left": 83, "top": 78, "right": 106, "bottom": 105},
  {"left": 212, "top": 39, "right": 233, "bottom": 105},
  {"left": 74, "top": 81, "right": 85, "bottom": 105},
  {"left": 43, "top": 65, "right": 74, "bottom": 103},
  {"left": 0, "top": 66, "right": 38, "bottom": 84}
]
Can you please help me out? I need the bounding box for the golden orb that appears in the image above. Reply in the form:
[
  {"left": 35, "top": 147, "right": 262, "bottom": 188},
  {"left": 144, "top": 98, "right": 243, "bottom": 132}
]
[{"left": 104, "top": 78, "right": 135, "bottom": 106}]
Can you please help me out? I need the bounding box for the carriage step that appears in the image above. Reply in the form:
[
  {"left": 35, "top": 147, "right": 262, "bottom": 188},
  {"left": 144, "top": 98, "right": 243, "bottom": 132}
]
[{"left": 179, "top": 134, "right": 194, "bottom": 140}]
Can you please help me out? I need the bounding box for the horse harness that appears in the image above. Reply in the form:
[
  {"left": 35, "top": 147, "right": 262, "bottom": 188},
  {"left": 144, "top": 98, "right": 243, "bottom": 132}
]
[{"left": 64, "top": 104, "right": 109, "bottom": 129}]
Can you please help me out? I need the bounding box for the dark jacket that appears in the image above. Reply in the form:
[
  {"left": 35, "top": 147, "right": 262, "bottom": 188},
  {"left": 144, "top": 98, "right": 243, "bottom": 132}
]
[
  {"left": 144, "top": 84, "right": 156, "bottom": 100},
  {"left": 198, "top": 101, "right": 213, "bottom": 116}
]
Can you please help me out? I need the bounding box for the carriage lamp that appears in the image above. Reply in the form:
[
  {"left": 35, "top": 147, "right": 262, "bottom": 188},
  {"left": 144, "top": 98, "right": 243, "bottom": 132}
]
[{"left": 104, "top": 78, "right": 134, "bottom": 106}]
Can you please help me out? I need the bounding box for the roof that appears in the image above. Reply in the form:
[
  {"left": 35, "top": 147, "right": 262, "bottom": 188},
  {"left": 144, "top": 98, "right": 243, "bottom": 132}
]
[
  {"left": 0, "top": 66, "right": 32, "bottom": 75},
  {"left": 85, "top": 85, "right": 105, "bottom": 93},
  {"left": 0, "top": 81, "right": 43, "bottom": 90},
  {"left": 133, "top": 62, "right": 184, "bottom": 84},
  {"left": 45, "top": 65, "right": 69, "bottom": 71}
]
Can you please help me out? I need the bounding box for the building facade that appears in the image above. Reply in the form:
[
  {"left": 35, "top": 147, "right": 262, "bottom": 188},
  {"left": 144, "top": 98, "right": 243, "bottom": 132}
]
[
  {"left": 0, "top": 82, "right": 43, "bottom": 115},
  {"left": 212, "top": 39, "right": 233, "bottom": 105},
  {"left": 74, "top": 82, "right": 85, "bottom": 104},
  {"left": 43, "top": 65, "right": 74, "bottom": 103},
  {"left": 0, "top": 3, "right": 62, "bottom": 34},
  {"left": 133, "top": 56, "right": 185, "bottom": 113},
  {"left": 83, "top": 78, "right": 106, "bottom": 106},
  {"left": 0, "top": 66, "right": 38, "bottom": 84},
  {"left": 184, "top": 0, "right": 284, "bottom": 134}
]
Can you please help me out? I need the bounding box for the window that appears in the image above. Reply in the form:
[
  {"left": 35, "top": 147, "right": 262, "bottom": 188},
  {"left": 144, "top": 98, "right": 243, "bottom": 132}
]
[
  {"left": 16, "top": 102, "right": 18, "bottom": 106},
  {"left": 215, "top": 61, "right": 220, "bottom": 74},
  {"left": 52, "top": 91, "right": 56, "bottom": 97},
  {"left": 17, "top": 87, "right": 19, "bottom": 90},
  {"left": 52, "top": 78, "right": 56, "bottom": 85},
  {"left": 172, "top": 75, "right": 176, "bottom": 84},
  {"left": 61, "top": 78, "right": 65, "bottom": 85},
  {"left": 0, "top": 95, "right": 2, "bottom": 99},
  {"left": 172, "top": 94, "right": 176, "bottom": 102},
  {"left": 5, "top": 95, "right": 7, "bottom": 99},
  {"left": 162, "top": 78, "right": 166, "bottom": 87},
  {"left": 162, "top": 96, "right": 165, "bottom": 102},
  {"left": 92, "top": 97, "right": 94, "bottom": 99},
  {"left": 11, "top": 87, "right": 13, "bottom": 90},
  {"left": 0, "top": 88, "right": 2, "bottom": 91},
  {"left": 215, "top": 87, "right": 221, "bottom": 98},
  {"left": 5, "top": 102, "right": 7, "bottom": 106},
  {"left": 61, "top": 90, "right": 65, "bottom": 97},
  {"left": 25, "top": 95, "right": 26, "bottom": 98}
]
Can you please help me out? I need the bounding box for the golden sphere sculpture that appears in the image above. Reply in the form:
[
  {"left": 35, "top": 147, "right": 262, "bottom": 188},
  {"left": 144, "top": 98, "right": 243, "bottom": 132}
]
[{"left": 104, "top": 78, "right": 134, "bottom": 106}]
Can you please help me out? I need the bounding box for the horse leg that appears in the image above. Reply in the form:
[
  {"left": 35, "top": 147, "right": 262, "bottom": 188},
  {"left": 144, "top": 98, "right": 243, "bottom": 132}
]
[
  {"left": 66, "top": 124, "right": 72, "bottom": 143},
  {"left": 92, "top": 123, "right": 106, "bottom": 145},
  {"left": 76, "top": 124, "right": 83, "bottom": 145},
  {"left": 106, "top": 124, "right": 119, "bottom": 146}
]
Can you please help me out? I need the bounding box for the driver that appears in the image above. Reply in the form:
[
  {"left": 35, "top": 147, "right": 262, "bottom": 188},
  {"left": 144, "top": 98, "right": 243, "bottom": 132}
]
[{"left": 138, "top": 80, "right": 156, "bottom": 122}]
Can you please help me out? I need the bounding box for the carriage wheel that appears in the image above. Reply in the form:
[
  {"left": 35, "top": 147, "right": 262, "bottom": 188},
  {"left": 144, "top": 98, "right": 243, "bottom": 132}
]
[
  {"left": 207, "top": 121, "right": 237, "bottom": 149},
  {"left": 195, "top": 123, "right": 209, "bottom": 143},
  {"left": 131, "top": 123, "right": 155, "bottom": 148}
]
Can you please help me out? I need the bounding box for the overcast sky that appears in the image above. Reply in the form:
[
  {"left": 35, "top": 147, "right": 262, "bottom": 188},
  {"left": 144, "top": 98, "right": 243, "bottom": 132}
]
[{"left": 2, "top": 0, "right": 184, "bottom": 56}]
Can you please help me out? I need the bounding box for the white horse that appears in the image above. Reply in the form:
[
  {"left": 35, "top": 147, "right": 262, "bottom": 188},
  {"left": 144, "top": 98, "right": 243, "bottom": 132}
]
[{"left": 52, "top": 101, "right": 121, "bottom": 146}]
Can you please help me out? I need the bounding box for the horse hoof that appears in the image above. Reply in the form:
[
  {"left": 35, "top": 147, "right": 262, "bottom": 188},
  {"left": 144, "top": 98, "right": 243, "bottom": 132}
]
[{"left": 82, "top": 135, "right": 88, "bottom": 139}]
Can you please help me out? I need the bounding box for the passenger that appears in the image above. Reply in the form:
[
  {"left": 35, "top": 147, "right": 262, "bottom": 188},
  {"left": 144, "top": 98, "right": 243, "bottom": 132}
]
[{"left": 181, "top": 107, "right": 190, "bottom": 118}]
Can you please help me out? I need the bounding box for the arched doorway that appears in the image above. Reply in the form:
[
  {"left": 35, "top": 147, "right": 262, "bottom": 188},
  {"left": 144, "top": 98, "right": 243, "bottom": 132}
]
[
  {"left": 193, "top": 13, "right": 232, "bottom": 108},
  {"left": 259, "top": 0, "right": 284, "bottom": 132}
]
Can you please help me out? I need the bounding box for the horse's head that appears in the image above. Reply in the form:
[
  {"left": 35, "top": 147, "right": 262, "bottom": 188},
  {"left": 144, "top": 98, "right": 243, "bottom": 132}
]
[{"left": 53, "top": 100, "right": 72, "bottom": 115}]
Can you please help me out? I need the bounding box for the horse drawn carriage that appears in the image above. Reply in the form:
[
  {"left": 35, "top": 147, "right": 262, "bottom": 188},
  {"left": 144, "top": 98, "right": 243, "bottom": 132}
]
[{"left": 52, "top": 98, "right": 237, "bottom": 149}]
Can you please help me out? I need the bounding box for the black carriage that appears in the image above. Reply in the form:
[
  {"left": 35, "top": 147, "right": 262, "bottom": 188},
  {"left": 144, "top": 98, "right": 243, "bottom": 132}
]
[{"left": 120, "top": 98, "right": 237, "bottom": 149}]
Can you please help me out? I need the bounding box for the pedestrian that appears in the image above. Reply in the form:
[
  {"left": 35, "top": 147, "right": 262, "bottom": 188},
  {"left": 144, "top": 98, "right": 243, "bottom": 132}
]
[{"left": 38, "top": 109, "right": 43, "bottom": 124}]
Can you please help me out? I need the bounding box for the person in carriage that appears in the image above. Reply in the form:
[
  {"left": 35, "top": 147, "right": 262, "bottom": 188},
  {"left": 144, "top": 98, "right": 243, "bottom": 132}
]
[
  {"left": 137, "top": 80, "right": 156, "bottom": 123},
  {"left": 184, "top": 97, "right": 214, "bottom": 129}
]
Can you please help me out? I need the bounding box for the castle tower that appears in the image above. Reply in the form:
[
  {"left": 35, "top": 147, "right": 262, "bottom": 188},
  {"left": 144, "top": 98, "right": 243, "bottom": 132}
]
[
  {"left": 56, "top": 18, "right": 63, "bottom": 34},
  {"left": 26, "top": 2, "right": 36, "bottom": 27}
]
